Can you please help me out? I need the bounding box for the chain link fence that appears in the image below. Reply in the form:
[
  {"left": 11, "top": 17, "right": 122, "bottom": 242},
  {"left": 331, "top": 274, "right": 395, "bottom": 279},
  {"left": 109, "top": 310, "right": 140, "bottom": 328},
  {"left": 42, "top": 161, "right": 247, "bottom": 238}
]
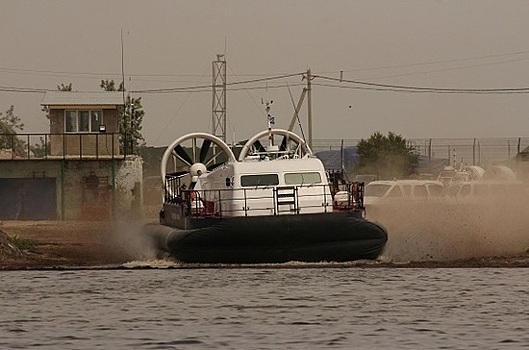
[{"left": 313, "top": 137, "right": 529, "bottom": 167}]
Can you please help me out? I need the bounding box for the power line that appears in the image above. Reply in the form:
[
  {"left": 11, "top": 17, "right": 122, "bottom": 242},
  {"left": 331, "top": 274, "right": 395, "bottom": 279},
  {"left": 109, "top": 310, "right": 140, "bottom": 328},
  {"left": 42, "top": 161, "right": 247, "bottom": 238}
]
[
  {"left": 363, "top": 56, "right": 529, "bottom": 81},
  {"left": 313, "top": 75, "right": 529, "bottom": 94},
  {"left": 0, "top": 82, "right": 305, "bottom": 95},
  {"left": 131, "top": 72, "right": 304, "bottom": 93},
  {"left": 0, "top": 66, "right": 297, "bottom": 79},
  {"left": 2, "top": 71, "right": 529, "bottom": 95},
  {"left": 0, "top": 86, "right": 51, "bottom": 93},
  {"left": 318, "top": 49, "right": 529, "bottom": 75},
  {"left": 312, "top": 82, "right": 529, "bottom": 94},
  {"left": 4, "top": 49, "right": 529, "bottom": 78}
]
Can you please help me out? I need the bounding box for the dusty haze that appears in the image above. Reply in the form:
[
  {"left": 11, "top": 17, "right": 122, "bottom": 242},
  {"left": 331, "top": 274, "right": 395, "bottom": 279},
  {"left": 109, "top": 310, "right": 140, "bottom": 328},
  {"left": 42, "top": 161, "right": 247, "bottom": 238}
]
[
  {"left": 368, "top": 196, "right": 529, "bottom": 262},
  {"left": 1, "top": 1, "right": 529, "bottom": 146}
]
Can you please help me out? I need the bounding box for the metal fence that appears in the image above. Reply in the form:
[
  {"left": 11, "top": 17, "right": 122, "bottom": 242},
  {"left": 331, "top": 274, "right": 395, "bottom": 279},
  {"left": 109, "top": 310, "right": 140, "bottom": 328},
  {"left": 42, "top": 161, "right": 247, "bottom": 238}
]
[
  {"left": 312, "top": 137, "right": 529, "bottom": 167},
  {"left": 0, "top": 133, "right": 129, "bottom": 160},
  {"left": 4, "top": 133, "right": 528, "bottom": 167}
]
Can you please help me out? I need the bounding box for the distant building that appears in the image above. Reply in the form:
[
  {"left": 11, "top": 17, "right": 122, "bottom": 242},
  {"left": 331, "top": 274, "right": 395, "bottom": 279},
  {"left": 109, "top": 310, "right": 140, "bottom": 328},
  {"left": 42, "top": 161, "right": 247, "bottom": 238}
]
[
  {"left": 0, "top": 91, "right": 143, "bottom": 221},
  {"left": 41, "top": 91, "right": 123, "bottom": 157}
]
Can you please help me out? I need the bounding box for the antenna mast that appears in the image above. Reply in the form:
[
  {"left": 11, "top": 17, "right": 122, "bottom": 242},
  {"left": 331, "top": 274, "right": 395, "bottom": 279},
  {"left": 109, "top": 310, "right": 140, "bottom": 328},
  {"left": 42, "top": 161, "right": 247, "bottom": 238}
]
[
  {"left": 306, "top": 68, "right": 313, "bottom": 150},
  {"left": 212, "top": 54, "right": 227, "bottom": 142}
]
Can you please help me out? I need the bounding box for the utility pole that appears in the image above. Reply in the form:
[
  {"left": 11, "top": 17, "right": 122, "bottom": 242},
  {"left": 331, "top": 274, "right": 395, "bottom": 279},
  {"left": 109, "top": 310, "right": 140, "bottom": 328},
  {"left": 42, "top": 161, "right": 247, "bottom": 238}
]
[{"left": 212, "top": 54, "right": 227, "bottom": 142}]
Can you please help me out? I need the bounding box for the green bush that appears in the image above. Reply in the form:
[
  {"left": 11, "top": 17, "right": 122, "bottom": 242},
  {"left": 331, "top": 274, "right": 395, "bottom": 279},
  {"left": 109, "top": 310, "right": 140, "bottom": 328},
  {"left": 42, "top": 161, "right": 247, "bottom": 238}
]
[{"left": 8, "top": 235, "right": 36, "bottom": 251}]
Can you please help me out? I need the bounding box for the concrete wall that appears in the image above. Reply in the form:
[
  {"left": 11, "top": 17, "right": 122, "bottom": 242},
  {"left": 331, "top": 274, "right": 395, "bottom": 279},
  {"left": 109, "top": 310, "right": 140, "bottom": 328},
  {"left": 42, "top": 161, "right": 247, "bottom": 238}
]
[{"left": 0, "top": 156, "right": 143, "bottom": 220}]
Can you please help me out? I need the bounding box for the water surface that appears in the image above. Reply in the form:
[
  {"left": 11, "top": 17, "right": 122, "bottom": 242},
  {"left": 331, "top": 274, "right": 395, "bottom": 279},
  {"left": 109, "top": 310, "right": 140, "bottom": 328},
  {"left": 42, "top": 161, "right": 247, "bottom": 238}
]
[{"left": 2, "top": 268, "right": 528, "bottom": 349}]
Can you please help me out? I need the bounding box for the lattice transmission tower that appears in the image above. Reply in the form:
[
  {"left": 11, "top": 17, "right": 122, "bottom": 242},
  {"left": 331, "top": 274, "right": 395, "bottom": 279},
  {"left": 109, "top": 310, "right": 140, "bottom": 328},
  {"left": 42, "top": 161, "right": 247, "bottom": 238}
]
[{"left": 212, "top": 54, "right": 227, "bottom": 142}]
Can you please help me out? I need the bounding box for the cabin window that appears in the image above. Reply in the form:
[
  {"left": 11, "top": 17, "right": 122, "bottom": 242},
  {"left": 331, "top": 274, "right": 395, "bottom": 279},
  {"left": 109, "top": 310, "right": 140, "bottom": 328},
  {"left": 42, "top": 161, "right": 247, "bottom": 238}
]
[
  {"left": 64, "top": 110, "right": 103, "bottom": 133},
  {"left": 240, "top": 174, "right": 279, "bottom": 187},
  {"left": 284, "top": 172, "right": 322, "bottom": 185}
]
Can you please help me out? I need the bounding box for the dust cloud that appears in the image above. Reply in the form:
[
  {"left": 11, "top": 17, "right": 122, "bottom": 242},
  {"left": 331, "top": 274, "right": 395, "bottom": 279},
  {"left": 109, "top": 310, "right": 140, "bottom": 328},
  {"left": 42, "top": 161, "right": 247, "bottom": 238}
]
[
  {"left": 367, "top": 195, "right": 529, "bottom": 262},
  {"left": 103, "top": 219, "right": 159, "bottom": 263},
  {"left": 107, "top": 194, "right": 529, "bottom": 265}
]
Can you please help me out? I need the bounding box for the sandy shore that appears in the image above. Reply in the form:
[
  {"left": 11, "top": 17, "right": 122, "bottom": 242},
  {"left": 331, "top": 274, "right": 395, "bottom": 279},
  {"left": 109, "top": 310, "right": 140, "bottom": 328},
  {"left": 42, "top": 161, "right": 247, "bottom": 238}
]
[
  {"left": 0, "top": 220, "right": 151, "bottom": 270},
  {"left": 1, "top": 220, "right": 529, "bottom": 270}
]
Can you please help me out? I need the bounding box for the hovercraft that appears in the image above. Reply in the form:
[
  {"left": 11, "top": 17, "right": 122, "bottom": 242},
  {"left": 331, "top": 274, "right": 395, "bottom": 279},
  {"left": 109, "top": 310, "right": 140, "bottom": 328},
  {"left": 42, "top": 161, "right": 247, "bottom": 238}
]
[{"left": 144, "top": 128, "right": 387, "bottom": 263}]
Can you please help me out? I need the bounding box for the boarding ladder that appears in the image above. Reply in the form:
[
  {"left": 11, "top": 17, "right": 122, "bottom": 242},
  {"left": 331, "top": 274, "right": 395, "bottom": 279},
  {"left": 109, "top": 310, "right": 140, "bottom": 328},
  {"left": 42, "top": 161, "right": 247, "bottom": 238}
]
[{"left": 274, "top": 186, "right": 299, "bottom": 215}]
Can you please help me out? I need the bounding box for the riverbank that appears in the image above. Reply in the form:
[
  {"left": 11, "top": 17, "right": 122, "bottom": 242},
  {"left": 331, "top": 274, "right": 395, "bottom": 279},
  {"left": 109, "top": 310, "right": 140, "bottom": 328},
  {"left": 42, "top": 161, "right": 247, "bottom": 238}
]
[
  {"left": 0, "top": 220, "right": 152, "bottom": 270},
  {"left": 1, "top": 220, "right": 529, "bottom": 270}
]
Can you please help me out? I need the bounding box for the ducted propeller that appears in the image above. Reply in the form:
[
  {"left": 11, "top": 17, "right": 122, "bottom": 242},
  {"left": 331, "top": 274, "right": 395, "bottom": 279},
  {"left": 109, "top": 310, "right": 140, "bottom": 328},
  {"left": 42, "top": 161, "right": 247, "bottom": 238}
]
[
  {"left": 237, "top": 129, "right": 312, "bottom": 161},
  {"left": 161, "top": 132, "right": 237, "bottom": 199},
  {"left": 279, "top": 136, "right": 288, "bottom": 152},
  {"left": 253, "top": 140, "right": 266, "bottom": 153},
  {"left": 199, "top": 139, "right": 211, "bottom": 163},
  {"left": 174, "top": 144, "right": 193, "bottom": 165}
]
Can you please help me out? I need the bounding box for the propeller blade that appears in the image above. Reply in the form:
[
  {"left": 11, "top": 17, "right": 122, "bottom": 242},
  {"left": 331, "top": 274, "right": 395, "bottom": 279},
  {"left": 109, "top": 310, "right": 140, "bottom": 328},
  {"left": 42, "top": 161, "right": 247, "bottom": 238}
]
[
  {"left": 254, "top": 140, "right": 266, "bottom": 153},
  {"left": 199, "top": 139, "right": 212, "bottom": 163},
  {"left": 207, "top": 161, "right": 227, "bottom": 171},
  {"left": 205, "top": 148, "right": 227, "bottom": 168},
  {"left": 174, "top": 144, "right": 193, "bottom": 165},
  {"left": 279, "top": 136, "right": 288, "bottom": 152},
  {"left": 166, "top": 170, "right": 188, "bottom": 178}
]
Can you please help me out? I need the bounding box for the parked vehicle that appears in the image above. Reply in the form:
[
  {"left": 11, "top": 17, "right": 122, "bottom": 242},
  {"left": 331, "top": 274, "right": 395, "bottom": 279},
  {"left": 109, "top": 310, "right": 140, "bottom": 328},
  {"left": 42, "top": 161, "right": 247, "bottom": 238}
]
[
  {"left": 364, "top": 180, "right": 444, "bottom": 206},
  {"left": 444, "top": 180, "right": 525, "bottom": 202},
  {"left": 437, "top": 165, "right": 484, "bottom": 188}
]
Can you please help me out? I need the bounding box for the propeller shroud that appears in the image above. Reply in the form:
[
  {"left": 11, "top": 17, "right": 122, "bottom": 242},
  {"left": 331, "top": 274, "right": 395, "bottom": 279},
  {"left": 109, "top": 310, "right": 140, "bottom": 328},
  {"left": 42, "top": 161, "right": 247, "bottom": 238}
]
[
  {"left": 238, "top": 129, "right": 312, "bottom": 161},
  {"left": 161, "top": 133, "right": 236, "bottom": 197}
]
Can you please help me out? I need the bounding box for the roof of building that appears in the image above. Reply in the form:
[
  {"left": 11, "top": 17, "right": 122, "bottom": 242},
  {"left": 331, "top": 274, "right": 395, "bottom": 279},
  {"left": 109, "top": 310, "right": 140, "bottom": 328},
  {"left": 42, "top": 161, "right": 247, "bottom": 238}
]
[{"left": 41, "top": 91, "right": 125, "bottom": 106}]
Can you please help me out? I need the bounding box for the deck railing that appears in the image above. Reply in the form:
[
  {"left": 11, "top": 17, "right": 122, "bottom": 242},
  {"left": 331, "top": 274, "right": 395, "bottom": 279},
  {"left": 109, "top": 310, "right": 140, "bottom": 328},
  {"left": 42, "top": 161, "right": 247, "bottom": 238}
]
[
  {"left": 0, "top": 133, "right": 129, "bottom": 160},
  {"left": 163, "top": 175, "right": 364, "bottom": 218}
]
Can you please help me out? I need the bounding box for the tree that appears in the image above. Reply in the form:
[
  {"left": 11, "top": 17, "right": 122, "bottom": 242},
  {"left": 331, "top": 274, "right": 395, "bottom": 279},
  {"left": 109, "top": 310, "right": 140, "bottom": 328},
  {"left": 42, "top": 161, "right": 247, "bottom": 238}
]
[
  {"left": 356, "top": 131, "right": 419, "bottom": 179},
  {"left": 0, "top": 105, "right": 25, "bottom": 155},
  {"left": 30, "top": 137, "right": 50, "bottom": 158},
  {"left": 100, "top": 79, "right": 123, "bottom": 92},
  {"left": 1, "top": 105, "right": 24, "bottom": 132},
  {"left": 100, "top": 79, "right": 144, "bottom": 154},
  {"left": 57, "top": 83, "right": 73, "bottom": 91}
]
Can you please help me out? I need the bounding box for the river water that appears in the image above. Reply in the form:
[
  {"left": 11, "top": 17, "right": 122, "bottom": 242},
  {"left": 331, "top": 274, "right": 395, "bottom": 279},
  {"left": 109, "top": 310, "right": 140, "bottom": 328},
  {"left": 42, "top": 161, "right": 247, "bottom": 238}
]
[{"left": 1, "top": 267, "right": 528, "bottom": 349}]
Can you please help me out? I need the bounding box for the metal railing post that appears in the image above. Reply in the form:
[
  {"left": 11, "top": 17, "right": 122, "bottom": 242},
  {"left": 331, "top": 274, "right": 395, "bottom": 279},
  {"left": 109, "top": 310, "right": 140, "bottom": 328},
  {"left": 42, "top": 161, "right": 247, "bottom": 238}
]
[
  {"left": 243, "top": 189, "right": 248, "bottom": 216},
  {"left": 217, "top": 189, "right": 222, "bottom": 217},
  {"left": 79, "top": 134, "right": 83, "bottom": 160},
  {"left": 273, "top": 187, "right": 277, "bottom": 215},
  {"left": 45, "top": 134, "right": 49, "bottom": 159}
]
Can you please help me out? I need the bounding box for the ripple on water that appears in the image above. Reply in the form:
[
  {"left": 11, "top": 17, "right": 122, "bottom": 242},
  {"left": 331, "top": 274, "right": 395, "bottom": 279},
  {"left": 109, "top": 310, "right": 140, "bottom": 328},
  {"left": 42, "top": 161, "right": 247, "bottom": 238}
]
[{"left": 0, "top": 268, "right": 528, "bottom": 349}]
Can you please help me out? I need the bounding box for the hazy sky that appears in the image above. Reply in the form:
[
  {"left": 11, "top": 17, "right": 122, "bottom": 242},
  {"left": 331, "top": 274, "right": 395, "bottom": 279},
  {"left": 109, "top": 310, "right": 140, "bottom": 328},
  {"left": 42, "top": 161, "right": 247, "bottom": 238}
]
[{"left": 1, "top": 0, "right": 529, "bottom": 146}]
